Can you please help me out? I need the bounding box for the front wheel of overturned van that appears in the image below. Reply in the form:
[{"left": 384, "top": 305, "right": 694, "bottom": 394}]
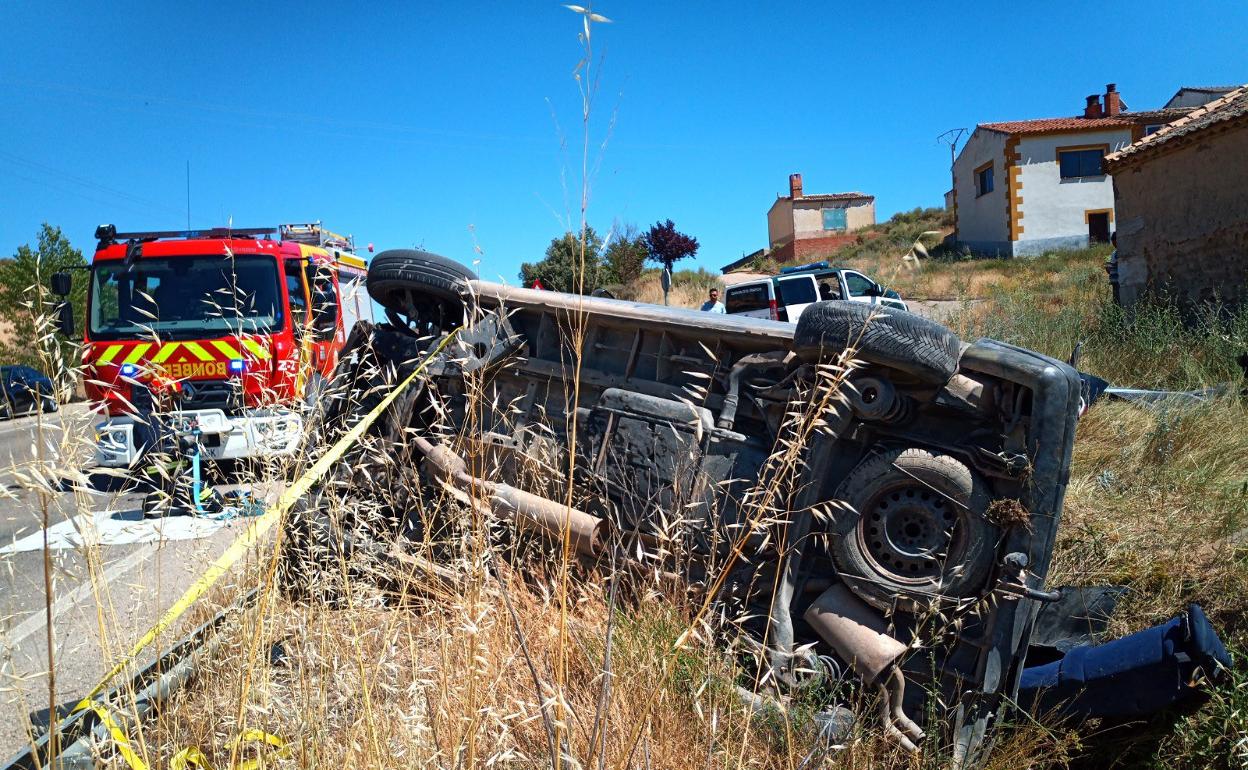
[{"left": 829, "top": 447, "right": 1000, "bottom": 611}]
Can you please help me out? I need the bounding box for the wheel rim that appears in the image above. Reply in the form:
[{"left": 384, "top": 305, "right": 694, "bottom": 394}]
[{"left": 858, "top": 483, "right": 962, "bottom": 585}]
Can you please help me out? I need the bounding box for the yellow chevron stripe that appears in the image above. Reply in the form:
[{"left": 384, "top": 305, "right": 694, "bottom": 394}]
[
  {"left": 181, "top": 342, "right": 215, "bottom": 362},
  {"left": 241, "top": 339, "right": 271, "bottom": 360},
  {"left": 121, "top": 343, "right": 152, "bottom": 365},
  {"left": 150, "top": 342, "right": 180, "bottom": 364},
  {"left": 211, "top": 340, "right": 244, "bottom": 360},
  {"left": 96, "top": 344, "right": 125, "bottom": 364}
]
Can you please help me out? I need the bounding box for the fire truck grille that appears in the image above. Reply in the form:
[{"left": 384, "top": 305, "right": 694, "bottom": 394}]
[{"left": 178, "top": 380, "right": 241, "bottom": 413}]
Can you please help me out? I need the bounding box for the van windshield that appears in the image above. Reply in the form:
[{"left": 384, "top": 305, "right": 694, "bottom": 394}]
[{"left": 89, "top": 255, "right": 283, "bottom": 340}]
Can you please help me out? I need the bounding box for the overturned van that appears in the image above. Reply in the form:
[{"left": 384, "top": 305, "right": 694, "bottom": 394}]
[{"left": 284, "top": 249, "right": 1084, "bottom": 765}]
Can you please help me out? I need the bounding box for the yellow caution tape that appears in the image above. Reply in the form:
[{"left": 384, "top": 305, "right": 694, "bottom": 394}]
[
  {"left": 72, "top": 328, "right": 460, "bottom": 766},
  {"left": 170, "top": 730, "right": 290, "bottom": 770},
  {"left": 90, "top": 705, "right": 150, "bottom": 770}
]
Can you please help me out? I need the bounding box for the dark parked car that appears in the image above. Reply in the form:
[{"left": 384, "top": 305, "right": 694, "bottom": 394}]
[
  {"left": 285, "top": 249, "right": 1084, "bottom": 765},
  {"left": 1, "top": 365, "right": 58, "bottom": 419}
]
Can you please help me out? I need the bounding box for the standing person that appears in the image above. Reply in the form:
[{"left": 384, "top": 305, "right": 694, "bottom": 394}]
[
  {"left": 701, "top": 287, "right": 725, "bottom": 313},
  {"left": 1105, "top": 232, "right": 1120, "bottom": 304}
]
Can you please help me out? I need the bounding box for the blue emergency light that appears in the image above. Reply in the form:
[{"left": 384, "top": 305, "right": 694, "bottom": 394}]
[
  {"left": 120, "top": 363, "right": 138, "bottom": 377},
  {"left": 228, "top": 359, "right": 246, "bottom": 375},
  {"left": 780, "top": 261, "right": 831, "bottom": 274}
]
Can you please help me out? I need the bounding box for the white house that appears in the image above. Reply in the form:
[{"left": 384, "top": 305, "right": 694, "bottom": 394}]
[{"left": 952, "top": 84, "right": 1214, "bottom": 257}]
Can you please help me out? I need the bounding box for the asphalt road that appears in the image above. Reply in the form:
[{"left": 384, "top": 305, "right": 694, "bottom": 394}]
[{"left": 0, "top": 405, "right": 251, "bottom": 760}]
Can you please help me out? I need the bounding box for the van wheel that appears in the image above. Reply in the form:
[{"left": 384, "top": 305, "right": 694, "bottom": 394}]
[
  {"left": 829, "top": 447, "right": 999, "bottom": 610},
  {"left": 793, "top": 301, "right": 960, "bottom": 385},
  {"left": 367, "top": 250, "right": 474, "bottom": 333}
]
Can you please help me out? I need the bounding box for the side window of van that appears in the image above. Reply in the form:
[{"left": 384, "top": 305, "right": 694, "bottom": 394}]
[
  {"left": 776, "top": 277, "right": 817, "bottom": 306},
  {"left": 726, "top": 284, "right": 770, "bottom": 314}
]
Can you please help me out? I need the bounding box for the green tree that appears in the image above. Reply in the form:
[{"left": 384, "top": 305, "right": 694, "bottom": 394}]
[
  {"left": 602, "top": 225, "right": 647, "bottom": 287},
  {"left": 519, "top": 227, "right": 605, "bottom": 294},
  {"left": 0, "top": 224, "right": 88, "bottom": 371}
]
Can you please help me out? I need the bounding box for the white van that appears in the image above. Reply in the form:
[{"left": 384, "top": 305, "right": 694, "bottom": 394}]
[{"left": 724, "top": 262, "right": 908, "bottom": 323}]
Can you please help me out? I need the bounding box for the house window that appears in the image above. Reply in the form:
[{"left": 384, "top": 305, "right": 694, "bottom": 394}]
[
  {"left": 1058, "top": 147, "right": 1106, "bottom": 178},
  {"left": 821, "top": 208, "right": 847, "bottom": 231},
  {"left": 975, "top": 163, "right": 994, "bottom": 197},
  {"left": 1144, "top": 124, "right": 1164, "bottom": 136}
]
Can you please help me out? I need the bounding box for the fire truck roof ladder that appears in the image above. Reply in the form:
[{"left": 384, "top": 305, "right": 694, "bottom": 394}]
[{"left": 279, "top": 223, "right": 355, "bottom": 253}]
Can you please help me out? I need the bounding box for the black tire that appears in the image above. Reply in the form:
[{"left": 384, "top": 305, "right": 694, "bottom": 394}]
[
  {"left": 40, "top": 395, "right": 58, "bottom": 413},
  {"left": 828, "top": 447, "right": 999, "bottom": 611},
  {"left": 367, "top": 249, "right": 474, "bottom": 328},
  {"left": 793, "top": 301, "right": 961, "bottom": 386},
  {"left": 0, "top": 398, "right": 11, "bottom": 421}
]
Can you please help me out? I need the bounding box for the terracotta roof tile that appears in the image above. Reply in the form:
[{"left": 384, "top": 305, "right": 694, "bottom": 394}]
[
  {"left": 792, "top": 192, "right": 873, "bottom": 202},
  {"left": 1107, "top": 83, "right": 1248, "bottom": 165},
  {"left": 979, "top": 116, "right": 1132, "bottom": 134}
]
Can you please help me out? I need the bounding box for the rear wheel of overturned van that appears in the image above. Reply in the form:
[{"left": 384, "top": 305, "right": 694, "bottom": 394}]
[{"left": 367, "top": 249, "right": 475, "bottom": 335}]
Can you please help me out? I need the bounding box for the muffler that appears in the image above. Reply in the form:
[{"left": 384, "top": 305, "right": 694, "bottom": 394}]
[
  {"left": 413, "top": 435, "right": 604, "bottom": 556},
  {"left": 804, "top": 583, "right": 925, "bottom": 751}
]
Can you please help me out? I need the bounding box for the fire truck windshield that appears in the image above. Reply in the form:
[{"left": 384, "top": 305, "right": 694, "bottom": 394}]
[{"left": 89, "top": 254, "right": 283, "bottom": 340}]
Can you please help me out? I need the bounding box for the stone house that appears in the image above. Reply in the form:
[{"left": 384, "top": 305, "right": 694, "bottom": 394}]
[
  {"left": 766, "top": 174, "right": 875, "bottom": 264},
  {"left": 1105, "top": 84, "right": 1248, "bottom": 310}
]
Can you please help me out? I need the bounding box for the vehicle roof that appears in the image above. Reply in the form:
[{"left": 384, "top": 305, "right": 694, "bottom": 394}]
[
  {"left": 727, "top": 267, "right": 853, "bottom": 287},
  {"left": 92, "top": 238, "right": 365, "bottom": 272},
  {"left": 93, "top": 237, "right": 291, "bottom": 262}
]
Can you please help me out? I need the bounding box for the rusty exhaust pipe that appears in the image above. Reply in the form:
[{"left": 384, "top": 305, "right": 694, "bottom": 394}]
[
  {"left": 413, "top": 436, "right": 604, "bottom": 556},
  {"left": 804, "top": 583, "right": 925, "bottom": 751}
]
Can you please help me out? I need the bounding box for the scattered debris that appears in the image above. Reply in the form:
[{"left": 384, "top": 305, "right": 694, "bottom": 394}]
[{"left": 1020, "top": 604, "right": 1231, "bottom": 719}]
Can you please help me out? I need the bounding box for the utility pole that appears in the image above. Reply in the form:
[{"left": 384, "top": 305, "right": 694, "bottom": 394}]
[{"left": 936, "top": 128, "right": 967, "bottom": 244}]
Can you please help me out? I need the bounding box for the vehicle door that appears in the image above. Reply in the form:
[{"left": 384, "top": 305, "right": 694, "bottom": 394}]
[
  {"left": 775, "top": 274, "right": 820, "bottom": 323},
  {"left": 306, "top": 261, "right": 342, "bottom": 376},
  {"left": 724, "top": 281, "right": 776, "bottom": 320},
  {"left": 842, "top": 271, "right": 882, "bottom": 306}
]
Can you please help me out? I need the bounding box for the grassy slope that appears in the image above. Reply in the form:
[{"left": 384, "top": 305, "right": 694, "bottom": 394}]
[{"left": 946, "top": 248, "right": 1248, "bottom": 768}]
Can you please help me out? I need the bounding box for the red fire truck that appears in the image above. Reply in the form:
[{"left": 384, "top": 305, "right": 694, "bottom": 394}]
[{"left": 63, "top": 223, "right": 373, "bottom": 468}]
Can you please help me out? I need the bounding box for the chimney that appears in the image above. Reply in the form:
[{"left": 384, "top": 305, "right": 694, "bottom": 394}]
[
  {"left": 789, "top": 173, "right": 803, "bottom": 199},
  {"left": 1104, "top": 83, "right": 1121, "bottom": 116},
  {"left": 1084, "top": 94, "right": 1103, "bottom": 118}
]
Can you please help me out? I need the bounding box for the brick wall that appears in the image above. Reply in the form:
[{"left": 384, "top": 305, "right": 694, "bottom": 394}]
[
  {"left": 773, "top": 233, "right": 861, "bottom": 264},
  {"left": 1112, "top": 124, "right": 1248, "bottom": 311}
]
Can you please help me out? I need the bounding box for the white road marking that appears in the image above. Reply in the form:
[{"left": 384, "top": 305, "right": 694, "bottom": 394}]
[
  {"left": 2, "top": 545, "right": 153, "bottom": 649},
  {"left": 1, "top": 509, "right": 227, "bottom": 554}
]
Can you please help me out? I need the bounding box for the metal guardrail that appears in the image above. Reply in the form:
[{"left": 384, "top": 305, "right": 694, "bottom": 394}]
[{"left": 1, "top": 588, "right": 258, "bottom": 770}]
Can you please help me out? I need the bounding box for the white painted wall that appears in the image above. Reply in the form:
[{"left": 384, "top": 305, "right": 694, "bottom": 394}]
[
  {"left": 792, "top": 199, "right": 874, "bottom": 236},
  {"left": 953, "top": 128, "right": 1008, "bottom": 250},
  {"left": 1014, "top": 129, "right": 1133, "bottom": 252}
]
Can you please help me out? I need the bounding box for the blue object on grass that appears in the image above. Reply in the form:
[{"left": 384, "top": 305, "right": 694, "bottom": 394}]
[{"left": 1019, "top": 604, "right": 1231, "bottom": 719}]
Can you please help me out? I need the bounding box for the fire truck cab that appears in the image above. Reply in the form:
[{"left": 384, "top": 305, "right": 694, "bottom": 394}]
[{"left": 76, "top": 223, "right": 372, "bottom": 468}]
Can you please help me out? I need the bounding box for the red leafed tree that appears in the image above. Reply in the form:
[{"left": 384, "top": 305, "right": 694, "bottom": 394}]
[{"left": 642, "top": 219, "right": 699, "bottom": 272}]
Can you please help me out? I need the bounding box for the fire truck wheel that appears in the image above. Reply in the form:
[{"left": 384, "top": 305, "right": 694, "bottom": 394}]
[
  {"left": 368, "top": 249, "right": 474, "bottom": 329},
  {"left": 829, "top": 447, "right": 999, "bottom": 611}
]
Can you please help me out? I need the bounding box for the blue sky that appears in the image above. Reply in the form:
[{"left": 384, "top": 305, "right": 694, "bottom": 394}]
[{"left": 2, "top": 0, "right": 1244, "bottom": 283}]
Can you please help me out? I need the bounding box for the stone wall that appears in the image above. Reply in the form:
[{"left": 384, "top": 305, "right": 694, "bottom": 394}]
[{"left": 1112, "top": 124, "right": 1248, "bottom": 310}]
